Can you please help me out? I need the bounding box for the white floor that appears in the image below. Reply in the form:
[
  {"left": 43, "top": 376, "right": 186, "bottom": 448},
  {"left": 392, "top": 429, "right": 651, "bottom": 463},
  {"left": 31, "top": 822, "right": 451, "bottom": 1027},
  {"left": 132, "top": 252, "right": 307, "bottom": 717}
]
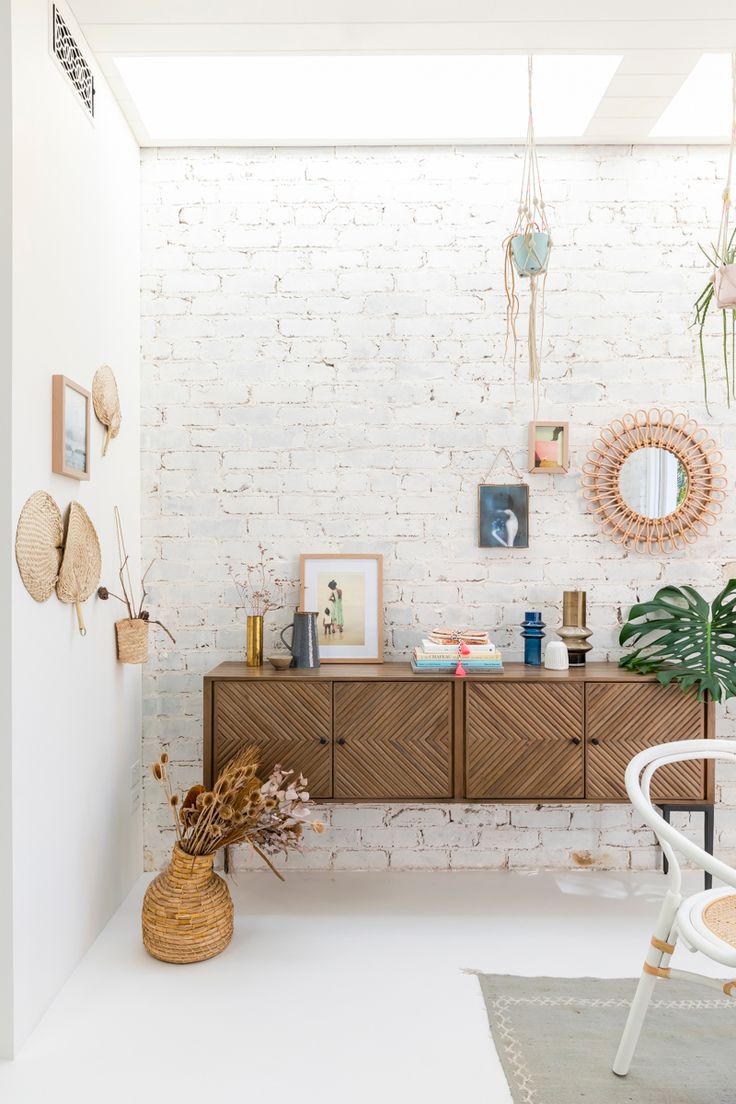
[{"left": 0, "top": 870, "right": 722, "bottom": 1104}]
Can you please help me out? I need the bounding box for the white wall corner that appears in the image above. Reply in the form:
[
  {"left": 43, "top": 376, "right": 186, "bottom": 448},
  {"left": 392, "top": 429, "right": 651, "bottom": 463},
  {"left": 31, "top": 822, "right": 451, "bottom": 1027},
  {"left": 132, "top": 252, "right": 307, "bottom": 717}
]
[
  {"left": 0, "top": 0, "right": 13, "bottom": 1063},
  {"left": 9, "top": 0, "right": 141, "bottom": 1053}
]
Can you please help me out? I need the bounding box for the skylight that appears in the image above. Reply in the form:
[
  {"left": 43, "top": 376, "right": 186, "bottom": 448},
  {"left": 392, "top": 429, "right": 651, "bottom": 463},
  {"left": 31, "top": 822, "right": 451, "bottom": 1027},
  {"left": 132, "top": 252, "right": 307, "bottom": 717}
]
[
  {"left": 113, "top": 54, "right": 622, "bottom": 144},
  {"left": 650, "top": 54, "right": 732, "bottom": 138}
]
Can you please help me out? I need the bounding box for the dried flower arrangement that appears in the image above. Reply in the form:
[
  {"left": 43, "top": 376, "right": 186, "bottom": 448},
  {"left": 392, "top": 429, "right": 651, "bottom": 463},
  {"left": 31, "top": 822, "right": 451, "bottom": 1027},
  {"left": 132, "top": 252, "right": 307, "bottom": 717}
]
[
  {"left": 229, "top": 544, "right": 286, "bottom": 617},
  {"left": 151, "top": 747, "right": 325, "bottom": 880},
  {"left": 98, "top": 507, "right": 175, "bottom": 659}
]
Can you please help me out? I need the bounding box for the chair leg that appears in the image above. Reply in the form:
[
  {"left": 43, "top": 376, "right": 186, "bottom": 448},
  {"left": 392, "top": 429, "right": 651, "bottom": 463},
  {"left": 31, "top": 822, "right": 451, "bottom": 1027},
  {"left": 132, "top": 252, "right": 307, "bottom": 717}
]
[{"left": 612, "top": 892, "right": 680, "bottom": 1077}]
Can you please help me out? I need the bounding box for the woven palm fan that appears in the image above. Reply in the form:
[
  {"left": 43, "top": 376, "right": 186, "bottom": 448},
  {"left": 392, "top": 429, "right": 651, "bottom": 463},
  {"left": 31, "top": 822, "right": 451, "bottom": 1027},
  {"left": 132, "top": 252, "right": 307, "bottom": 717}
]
[
  {"left": 15, "top": 491, "right": 64, "bottom": 602},
  {"left": 92, "top": 365, "right": 122, "bottom": 456},
  {"left": 57, "top": 502, "right": 101, "bottom": 636}
]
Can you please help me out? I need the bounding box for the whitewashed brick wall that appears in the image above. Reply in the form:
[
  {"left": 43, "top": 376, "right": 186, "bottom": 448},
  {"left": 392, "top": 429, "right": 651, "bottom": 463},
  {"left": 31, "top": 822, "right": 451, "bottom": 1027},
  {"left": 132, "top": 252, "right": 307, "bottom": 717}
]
[{"left": 140, "top": 145, "right": 736, "bottom": 873}]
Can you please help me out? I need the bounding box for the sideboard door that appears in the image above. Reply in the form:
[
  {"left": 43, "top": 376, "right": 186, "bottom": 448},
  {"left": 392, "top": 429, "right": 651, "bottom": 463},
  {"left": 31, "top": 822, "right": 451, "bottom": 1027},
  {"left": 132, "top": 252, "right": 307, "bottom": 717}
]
[
  {"left": 213, "top": 682, "right": 333, "bottom": 799},
  {"left": 465, "top": 683, "right": 585, "bottom": 799},
  {"left": 585, "top": 683, "right": 705, "bottom": 801},
  {"left": 333, "top": 682, "right": 453, "bottom": 800}
]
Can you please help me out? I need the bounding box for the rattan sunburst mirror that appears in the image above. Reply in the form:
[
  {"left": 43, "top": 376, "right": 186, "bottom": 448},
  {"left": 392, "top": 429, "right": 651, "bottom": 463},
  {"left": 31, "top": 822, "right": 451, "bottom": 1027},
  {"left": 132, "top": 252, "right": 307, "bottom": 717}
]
[{"left": 582, "top": 409, "right": 727, "bottom": 554}]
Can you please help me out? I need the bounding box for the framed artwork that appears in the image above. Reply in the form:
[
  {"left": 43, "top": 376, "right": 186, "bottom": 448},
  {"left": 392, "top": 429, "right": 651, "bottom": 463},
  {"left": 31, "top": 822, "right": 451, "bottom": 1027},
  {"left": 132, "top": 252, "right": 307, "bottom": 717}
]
[
  {"left": 299, "top": 554, "right": 383, "bottom": 663},
  {"left": 52, "top": 375, "right": 90, "bottom": 480},
  {"left": 478, "top": 484, "right": 529, "bottom": 548},
  {"left": 528, "top": 421, "right": 569, "bottom": 474}
]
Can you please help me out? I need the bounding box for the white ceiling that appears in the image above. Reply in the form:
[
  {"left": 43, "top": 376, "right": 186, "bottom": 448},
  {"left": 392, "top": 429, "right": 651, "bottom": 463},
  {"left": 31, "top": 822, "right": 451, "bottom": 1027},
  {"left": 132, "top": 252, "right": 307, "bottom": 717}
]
[{"left": 67, "top": 0, "right": 736, "bottom": 145}]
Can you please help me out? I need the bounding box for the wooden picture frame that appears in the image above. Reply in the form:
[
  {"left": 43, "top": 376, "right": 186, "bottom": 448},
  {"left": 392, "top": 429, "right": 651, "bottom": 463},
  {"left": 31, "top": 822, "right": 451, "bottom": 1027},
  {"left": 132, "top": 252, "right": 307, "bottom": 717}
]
[
  {"left": 528, "top": 420, "right": 569, "bottom": 474},
  {"left": 478, "top": 484, "right": 529, "bottom": 548},
  {"left": 52, "top": 375, "right": 91, "bottom": 480},
  {"left": 299, "top": 554, "right": 383, "bottom": 663}
]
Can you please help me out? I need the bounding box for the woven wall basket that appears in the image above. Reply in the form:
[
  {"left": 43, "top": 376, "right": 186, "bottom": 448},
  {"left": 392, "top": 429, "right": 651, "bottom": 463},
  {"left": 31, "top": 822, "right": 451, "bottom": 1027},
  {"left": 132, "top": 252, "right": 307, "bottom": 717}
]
[
  {"left": 142, "top": 845, "right": 234, "bottom": 964},
  {"left": 115, "top": 618, "right": 149, "bottom": 663}
]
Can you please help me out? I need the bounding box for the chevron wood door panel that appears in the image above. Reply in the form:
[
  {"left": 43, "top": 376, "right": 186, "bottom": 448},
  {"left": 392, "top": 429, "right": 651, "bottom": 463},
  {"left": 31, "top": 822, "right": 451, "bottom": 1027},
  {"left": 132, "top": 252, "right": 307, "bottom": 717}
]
[
  {"left": 585, "top": 683, "right": 705, "bottom": 801},
  {"left": 213, "top": 682, "right": 332, "bottom": 799},
  {"left": 333, "top": 682, "right": 453, "bottom": 799},
  {"left": 466, "top": 683, "right": 584, "bottom": 799}
]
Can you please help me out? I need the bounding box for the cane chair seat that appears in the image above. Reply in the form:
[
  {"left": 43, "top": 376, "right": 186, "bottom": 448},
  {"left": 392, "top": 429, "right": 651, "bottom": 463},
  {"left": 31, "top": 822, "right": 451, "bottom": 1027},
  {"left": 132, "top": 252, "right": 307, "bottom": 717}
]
[
  {"left": 675, "top": 886, "right": 736, "bottom": 968},
  {"left": 702, "top": 893, "right": 736, "bottom": 948}
]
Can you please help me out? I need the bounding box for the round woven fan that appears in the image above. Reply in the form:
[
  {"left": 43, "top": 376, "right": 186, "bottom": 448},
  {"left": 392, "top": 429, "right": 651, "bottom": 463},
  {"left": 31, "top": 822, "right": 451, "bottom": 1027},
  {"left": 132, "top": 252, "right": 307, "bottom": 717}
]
[
  {"left": 15, "top": 491, "right": 64, "bottom": 602},
  {"left": 57, "top": 502, "right": 101, "bottom": 636},
  {"left": 92, "top": 365, "right": 121, "bottom": 456}
]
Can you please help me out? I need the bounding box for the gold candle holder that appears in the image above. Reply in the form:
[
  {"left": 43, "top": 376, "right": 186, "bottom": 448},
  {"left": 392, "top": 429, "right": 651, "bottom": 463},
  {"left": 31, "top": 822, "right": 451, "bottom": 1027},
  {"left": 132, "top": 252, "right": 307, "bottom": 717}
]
[
  {"left": 246, "top": 614, "right": 264, "bottom": 667},
  {"left": 558, "top": 591, "right": 592, "bottom": 667}
]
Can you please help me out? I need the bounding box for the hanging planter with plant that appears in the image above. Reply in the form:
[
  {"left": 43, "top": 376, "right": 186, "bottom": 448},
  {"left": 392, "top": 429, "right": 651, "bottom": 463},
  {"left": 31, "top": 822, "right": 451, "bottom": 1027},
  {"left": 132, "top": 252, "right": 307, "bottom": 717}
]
[
  {"left": 504, "top": 55, "right": 552, "bottom": 416},
  {"left": 693, "top": 51, "right": 736, "bottom": 412}
]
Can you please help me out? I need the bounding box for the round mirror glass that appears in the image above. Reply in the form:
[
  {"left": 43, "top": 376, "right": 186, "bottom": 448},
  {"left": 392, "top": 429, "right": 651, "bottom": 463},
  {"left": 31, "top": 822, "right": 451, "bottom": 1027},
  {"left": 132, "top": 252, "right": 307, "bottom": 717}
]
[{"left": 618, "top": 447, "right": 688, "bottom": 519}]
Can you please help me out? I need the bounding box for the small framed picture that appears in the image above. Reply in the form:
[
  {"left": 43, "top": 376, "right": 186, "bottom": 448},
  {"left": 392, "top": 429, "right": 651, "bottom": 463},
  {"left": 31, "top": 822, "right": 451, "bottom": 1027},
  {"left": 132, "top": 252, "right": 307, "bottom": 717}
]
[
  {"left": 52, "top": 376, "right": 90, "bottom": 480},
  {"left": 478, "top": 484, "right": 529, "bottom": 548},
  {"left": 528, "top": 421, "right": 569, "bottom": 474},
  {"left": 300, "top": 554, "right": 383, "bottom": 663}
]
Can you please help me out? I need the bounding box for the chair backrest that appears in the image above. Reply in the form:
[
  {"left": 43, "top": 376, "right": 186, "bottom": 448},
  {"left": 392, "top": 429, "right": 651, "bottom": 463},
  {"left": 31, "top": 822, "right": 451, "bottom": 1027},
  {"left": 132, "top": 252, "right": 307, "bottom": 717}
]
[{"left": 625, "top": 739, "right": 736, "bottom": 894}]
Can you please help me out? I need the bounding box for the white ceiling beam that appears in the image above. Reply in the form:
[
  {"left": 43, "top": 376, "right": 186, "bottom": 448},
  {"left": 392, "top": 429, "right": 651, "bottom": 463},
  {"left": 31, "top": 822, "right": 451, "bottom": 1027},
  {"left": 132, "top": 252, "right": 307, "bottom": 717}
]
[
  {"left": 81, "top": 23, "right": 736, "bottom": 56},
  {"left": 67, "top": 0, "right": 736, "bottom": 25}
]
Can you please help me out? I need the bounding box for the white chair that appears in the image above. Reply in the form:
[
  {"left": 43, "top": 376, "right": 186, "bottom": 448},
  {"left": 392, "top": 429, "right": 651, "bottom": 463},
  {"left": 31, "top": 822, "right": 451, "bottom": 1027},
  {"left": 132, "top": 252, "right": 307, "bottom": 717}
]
[{"left": 614, "top": 738, "right": 736, "bottom": 1078}]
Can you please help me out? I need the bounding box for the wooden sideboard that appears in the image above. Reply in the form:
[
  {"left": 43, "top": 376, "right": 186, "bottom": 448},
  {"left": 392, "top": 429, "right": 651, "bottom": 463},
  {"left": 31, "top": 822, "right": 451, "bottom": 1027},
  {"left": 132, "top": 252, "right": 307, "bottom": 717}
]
[{"left": 203, "top": 662, "right": 714, "bottom": 805}]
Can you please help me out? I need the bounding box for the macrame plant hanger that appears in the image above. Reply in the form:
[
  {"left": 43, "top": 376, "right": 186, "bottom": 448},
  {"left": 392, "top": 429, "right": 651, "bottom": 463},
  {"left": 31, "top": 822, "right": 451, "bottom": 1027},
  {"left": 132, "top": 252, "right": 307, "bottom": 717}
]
[
  {"left": 696, "top": 51, "right": 736, "bottom": 409},
  {"left": 714, "top": 52, "right": 736, "bottom": 306},
  {"left": 504, "top": 55, "right": 552, "bottom": 418},
  {"left": 713, "top": 51, "right": 736, "bottom": 400}
]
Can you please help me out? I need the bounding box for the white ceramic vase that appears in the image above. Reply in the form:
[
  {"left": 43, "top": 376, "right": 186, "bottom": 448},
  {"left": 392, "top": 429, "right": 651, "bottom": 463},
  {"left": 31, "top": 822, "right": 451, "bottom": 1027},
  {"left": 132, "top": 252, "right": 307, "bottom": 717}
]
[{"left": 544, "top": 641, "right": 569, "bottom": 670}]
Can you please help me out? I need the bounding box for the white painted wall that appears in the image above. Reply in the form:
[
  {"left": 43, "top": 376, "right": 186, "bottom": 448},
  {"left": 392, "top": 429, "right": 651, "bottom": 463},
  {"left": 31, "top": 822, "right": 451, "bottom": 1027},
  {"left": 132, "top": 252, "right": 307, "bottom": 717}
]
[
  {"left": 0, "top": 0, "right": 13, "bottom": 1064},
  {"left": 140, "top": 146, "right": 736, "bottom": 873},
  {"left": 10, "top": 0, "right": 140, "bottom": 1052}
]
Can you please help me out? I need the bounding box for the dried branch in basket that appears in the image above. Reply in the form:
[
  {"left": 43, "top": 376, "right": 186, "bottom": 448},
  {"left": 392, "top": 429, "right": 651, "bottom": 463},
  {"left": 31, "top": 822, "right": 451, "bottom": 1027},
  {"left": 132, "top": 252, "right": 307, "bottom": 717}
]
[
  {"left": 98, "top": 508, "right": 176, "bottom": 646},
  {"left": 150, "top": 746, "right": 325, "bottom": 878}
]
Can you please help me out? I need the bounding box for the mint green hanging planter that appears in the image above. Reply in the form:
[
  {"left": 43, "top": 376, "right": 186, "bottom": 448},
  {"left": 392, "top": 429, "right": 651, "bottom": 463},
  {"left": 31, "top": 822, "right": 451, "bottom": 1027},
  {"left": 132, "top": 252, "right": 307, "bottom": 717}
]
[{"left": 510, "top": 231, "right": 550, "bottom": 277}]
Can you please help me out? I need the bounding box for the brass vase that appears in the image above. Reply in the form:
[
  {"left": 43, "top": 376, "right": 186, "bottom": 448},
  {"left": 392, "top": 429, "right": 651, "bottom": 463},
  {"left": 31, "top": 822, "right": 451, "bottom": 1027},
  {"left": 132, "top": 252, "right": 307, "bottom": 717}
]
[
  {"left": 558, "top": 591, "right": 593, "bottom": 667},
  {"left": 246, "top": 614, "right": 264, "bottom": 667}
]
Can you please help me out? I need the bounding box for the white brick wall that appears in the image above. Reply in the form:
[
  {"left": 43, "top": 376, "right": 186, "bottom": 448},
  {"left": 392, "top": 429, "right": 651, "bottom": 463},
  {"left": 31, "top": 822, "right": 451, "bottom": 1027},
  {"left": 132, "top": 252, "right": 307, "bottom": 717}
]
[{"left": 140, "top": 145, "right": 736, "bottom": 873}]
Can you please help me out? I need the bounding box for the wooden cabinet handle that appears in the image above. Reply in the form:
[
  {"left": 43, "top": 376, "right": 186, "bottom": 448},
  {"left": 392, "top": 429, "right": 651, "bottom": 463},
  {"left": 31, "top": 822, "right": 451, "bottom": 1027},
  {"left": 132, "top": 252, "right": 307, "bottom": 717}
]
[
  {"left": 570, "top": 736, "right": 582, "bottom": 745},
  {"left": 319, "top": 737, "right": 328, "bottom": 745},
  {"left": 590, "top": 737, "right": 600, "bottom": 745},
  {"left": 337, "top": 737, "right": 346, "bottom": 746}
]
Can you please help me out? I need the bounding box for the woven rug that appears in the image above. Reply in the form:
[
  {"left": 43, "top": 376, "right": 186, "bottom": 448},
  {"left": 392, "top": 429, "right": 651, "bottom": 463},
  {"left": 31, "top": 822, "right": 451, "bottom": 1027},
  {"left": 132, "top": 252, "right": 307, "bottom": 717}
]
[{"left": 477, "top": 975, "right": 735, "bottom": 1103}]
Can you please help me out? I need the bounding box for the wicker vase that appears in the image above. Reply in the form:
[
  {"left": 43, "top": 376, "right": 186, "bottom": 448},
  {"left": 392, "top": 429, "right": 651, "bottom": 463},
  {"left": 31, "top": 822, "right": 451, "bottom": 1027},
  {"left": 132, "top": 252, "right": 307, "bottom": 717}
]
[
  {"left": 115, "top": 617, "right": 149, "bottom": 663},
  {"left": 142, "top": 844, "right": 234, "bottom": 964}
]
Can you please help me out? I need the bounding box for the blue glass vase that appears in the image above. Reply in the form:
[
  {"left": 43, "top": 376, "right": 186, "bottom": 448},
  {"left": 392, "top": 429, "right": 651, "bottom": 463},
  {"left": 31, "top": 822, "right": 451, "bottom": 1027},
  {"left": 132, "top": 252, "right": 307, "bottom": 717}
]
[{"left": 521, "top": 611, "right": 545, "bottom": 666}]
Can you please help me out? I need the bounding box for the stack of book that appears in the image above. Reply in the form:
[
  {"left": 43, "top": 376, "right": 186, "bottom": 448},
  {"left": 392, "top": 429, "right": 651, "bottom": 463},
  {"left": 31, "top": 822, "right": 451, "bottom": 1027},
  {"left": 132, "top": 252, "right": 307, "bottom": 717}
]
[{"left": 411, "top": 629, "right": 503, "bottom": 674}]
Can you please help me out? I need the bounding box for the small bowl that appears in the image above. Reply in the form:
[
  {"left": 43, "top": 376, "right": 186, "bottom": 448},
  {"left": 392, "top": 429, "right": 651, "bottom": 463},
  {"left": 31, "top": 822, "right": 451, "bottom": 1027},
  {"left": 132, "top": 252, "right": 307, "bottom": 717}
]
[{"left": 268, "top": 655, "right": 292, "bottom": 670}]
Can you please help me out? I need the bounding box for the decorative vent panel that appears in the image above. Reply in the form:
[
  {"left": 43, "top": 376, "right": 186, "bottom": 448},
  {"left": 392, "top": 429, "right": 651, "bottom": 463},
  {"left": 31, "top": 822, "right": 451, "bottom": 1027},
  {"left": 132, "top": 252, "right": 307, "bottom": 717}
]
[{"left": 52, "top": 5, "right": 95, "bottom": 117}]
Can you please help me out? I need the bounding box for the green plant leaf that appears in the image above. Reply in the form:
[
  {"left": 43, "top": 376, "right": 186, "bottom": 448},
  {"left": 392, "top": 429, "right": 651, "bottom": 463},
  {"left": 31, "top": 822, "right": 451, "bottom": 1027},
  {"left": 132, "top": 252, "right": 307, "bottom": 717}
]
[{"left": 618, "top": 582, "right": 736, "bottom": 702}]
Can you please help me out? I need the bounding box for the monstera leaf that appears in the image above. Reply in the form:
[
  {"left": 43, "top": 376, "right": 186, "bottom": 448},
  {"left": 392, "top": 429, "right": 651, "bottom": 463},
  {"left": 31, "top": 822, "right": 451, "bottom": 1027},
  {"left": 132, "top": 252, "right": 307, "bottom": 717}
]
[{"left": 618, "top": 581, "right": 736, "bottom": 702}]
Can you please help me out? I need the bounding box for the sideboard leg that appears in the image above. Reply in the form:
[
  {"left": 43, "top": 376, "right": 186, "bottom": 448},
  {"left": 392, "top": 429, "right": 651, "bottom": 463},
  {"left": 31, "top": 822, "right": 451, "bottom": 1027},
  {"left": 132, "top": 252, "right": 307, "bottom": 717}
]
[
  {"left": 658, "top": 804, "right": 714, "bottom": 891},
  {"left": 704, "top": 806, "right": 714, "bottom": 891},
  {"left": 660, "top": 806, "right": 671, "bottom": 876}
]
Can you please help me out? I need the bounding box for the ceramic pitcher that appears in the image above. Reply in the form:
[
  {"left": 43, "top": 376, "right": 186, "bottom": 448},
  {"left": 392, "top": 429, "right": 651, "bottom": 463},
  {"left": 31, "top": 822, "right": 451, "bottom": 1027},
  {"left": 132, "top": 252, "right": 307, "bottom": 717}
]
[{"left": 280, "top": 610, "right": 320, "bottom": 668}]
